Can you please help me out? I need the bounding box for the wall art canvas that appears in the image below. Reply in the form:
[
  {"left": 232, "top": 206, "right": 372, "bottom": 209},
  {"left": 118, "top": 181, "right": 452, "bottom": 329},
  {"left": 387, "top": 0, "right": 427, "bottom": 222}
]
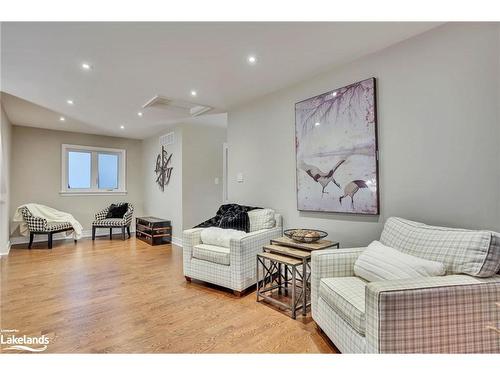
[{"left": 295, "top": 77, "right": 379, "bottom": 214}]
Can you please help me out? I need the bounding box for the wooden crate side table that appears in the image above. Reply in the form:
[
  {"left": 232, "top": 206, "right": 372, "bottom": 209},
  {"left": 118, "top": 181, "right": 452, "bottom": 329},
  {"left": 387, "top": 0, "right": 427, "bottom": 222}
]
[
  {"left": 136, "top": 217, "right": 171, "bottom": 245},
  {"left": 256, "top": 252, "right": 305, "bottom": 319},
  {"left": 256, "top": 237, "right": 339, "bottom": 319}
]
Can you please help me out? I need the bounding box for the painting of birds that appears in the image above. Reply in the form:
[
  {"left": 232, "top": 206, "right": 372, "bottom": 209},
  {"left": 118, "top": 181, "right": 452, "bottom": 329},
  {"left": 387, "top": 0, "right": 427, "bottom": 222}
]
[
  {"left": 295, "top": 77, "right": 379, "bottom": 214},
  {"left": 300, "top": 159, "right": 346, "bottom": 196},
  {"left": 339, "top": 180, "right": 369, "bottom": 209}
]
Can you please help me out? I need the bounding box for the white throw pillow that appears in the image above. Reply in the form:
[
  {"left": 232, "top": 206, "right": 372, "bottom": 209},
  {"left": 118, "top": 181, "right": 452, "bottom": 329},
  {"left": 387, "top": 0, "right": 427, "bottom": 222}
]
[
  {"left": 248, "top": 209, "right": 276, "bottom": 232},
  {"left": 354, "top": 240, "right": 446, "bottom": 282},
  {"left": 200, "top": 227, "right": 246, "bottom": 248}
]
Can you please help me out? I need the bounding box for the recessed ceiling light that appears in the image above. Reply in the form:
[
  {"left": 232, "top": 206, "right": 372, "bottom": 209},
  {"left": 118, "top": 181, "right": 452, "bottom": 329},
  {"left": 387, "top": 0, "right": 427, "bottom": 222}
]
[
  {"left": 81, "top": 62, "right": 92, "bottom": 70},
  {"left": 190, "top": 90, "right": 197, "bottom": 97},
  {"left": 315, "top": 122, "right": 320, "bottom": 126},
  {"left": 247, "top": 55, "right": 257, "bottom": 65},
  {"left": 120, "top": 125, "right": 125, "bottom": 129},
  {"left": 66, "top": 99, "right": 74, "bottom": 105},
  {"left": 137, "top": 112, "right": 143, "bottom": 117},
  {"left": 59, "top": 116, "right": 66, "bottom": 122}
]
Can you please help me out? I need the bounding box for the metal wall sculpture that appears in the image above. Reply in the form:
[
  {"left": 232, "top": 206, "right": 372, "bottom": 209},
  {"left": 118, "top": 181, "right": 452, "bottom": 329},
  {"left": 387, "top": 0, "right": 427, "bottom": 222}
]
[{"left": 155, "top": 146, "right": 173, "bottom": 191}]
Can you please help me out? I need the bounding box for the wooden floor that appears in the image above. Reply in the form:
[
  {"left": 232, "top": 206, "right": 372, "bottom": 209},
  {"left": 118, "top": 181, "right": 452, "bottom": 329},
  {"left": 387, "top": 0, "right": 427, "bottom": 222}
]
[{"left": 0, "top": 236, "right": 337, "bottom": 353}]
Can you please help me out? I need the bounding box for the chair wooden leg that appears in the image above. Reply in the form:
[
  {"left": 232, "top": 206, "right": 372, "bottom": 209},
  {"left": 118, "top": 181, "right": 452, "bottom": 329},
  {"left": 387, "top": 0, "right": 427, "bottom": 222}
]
[
  {"left": 29, "top": 233, "right": 34, "bottom": 249},
  {"left": 92, "top": 226, "right": 96, "bottom": 240},
  {"left": 109, "top": 227, "right": 113, "bottom": 240},
  {"left": 185, "top": 276, "right": 192, "bottom": 283},
  {"left": 48, "top": 233, "right": 53, "bottom": 249},
  {"left": 122, "top": 226, "right": 126, "bottom": 240},
  {"left": 127, "top": 226, "right": 131, "bottom": 238}
]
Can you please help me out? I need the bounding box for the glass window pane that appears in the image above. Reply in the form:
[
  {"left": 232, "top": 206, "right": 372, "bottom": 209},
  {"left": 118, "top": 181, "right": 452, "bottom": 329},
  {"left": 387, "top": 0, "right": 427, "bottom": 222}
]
[
  {"left": 68, "top": 151, "right": 91, "bottom": 189},
  {"left": 98, "top": 153, "right": 118, "bottom": 189}
]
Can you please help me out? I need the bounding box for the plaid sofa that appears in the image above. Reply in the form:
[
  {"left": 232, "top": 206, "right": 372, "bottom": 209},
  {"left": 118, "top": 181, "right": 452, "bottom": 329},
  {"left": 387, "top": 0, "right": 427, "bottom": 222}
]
[
  {"left": 312, "top": 217, "right": 500, "bottom": 353},
  {"left": 183, "top": 214, "right": 282, "bottom": 294}
]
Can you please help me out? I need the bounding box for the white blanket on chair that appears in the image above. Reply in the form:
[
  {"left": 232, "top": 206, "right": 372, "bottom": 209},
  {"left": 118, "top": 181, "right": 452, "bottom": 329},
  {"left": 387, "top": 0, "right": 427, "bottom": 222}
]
[
  {"left": 13, "top": 203, "right": 84, "bottom": 239},
  {"left": 200, "top": 227, "right": 246, "bottom": 248}
]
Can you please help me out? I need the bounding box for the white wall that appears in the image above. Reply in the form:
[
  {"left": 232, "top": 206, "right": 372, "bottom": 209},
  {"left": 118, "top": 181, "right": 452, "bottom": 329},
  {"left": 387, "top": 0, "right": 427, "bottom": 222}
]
[
  {"left": 182, "top": 124, "right": 226, "bottom": 230},
  {"left": 8, "top": 121, "right": 224, "bottom": 246},
  {"left": 227, "top": 23, "right": 500, "bottom": 247},
  {"left": 10, "top": 126, "right": 144, "bottom": 235},
  {"left": 0, "top": 104, "right": 12, "bottom": 254},
  {"left": 142, "top": 124, "right": 226, "bottom": 243},
  {"left": 142, "top": 126, "right": 183, "bottom": 242},
  {"left": 497, "top": 25, "right": 500, "bottom": 231}
]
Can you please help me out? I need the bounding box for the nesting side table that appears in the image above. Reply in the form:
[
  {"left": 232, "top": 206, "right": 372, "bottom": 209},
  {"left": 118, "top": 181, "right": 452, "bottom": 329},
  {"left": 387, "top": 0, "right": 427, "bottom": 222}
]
[{"left": 256, "top": 236, "right": 339, "bottom": 319}]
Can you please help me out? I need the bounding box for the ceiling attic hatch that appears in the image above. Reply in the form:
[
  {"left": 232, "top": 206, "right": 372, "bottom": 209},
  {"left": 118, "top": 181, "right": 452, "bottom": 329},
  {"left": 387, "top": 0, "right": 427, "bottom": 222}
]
[{"left": 142, "top": 95, "right": 212, "bottom": 117}]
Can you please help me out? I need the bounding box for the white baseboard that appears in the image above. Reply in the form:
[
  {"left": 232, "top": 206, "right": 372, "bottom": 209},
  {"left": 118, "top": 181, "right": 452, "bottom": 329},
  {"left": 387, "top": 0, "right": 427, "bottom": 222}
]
[
  {"left": 10, "top": 228, "right": 136, "bottom": 246},
  {"left": 0, "top": 240, "right": 11, "bottom": 256},
  {"left": 171, "top": 236, "right": 182, "bottom": 247}
]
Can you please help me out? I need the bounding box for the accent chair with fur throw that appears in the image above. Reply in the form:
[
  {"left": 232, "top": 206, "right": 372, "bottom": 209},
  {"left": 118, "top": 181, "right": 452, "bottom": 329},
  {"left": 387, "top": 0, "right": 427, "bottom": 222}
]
[{"left": 183, "top": 204, "right": 282, "bottom": 296}]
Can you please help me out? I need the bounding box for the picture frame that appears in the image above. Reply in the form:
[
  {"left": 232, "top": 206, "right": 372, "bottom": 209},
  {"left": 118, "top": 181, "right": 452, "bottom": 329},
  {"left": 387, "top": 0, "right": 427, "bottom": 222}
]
[{"left": 294, "top": 77, "right": 379, "bottom": 214}]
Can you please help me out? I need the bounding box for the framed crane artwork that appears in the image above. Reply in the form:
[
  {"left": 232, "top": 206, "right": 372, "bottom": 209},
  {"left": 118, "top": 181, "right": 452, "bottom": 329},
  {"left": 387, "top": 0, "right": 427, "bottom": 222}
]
[{"left": 295, "top": 77, "right": 379, "bottom": 214}]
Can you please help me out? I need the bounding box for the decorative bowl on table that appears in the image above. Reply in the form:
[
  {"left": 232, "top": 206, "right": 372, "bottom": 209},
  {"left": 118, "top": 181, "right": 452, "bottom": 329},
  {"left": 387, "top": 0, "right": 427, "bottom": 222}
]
[{"left": 284, "top": 229, "right": 328, "bottom": 243}]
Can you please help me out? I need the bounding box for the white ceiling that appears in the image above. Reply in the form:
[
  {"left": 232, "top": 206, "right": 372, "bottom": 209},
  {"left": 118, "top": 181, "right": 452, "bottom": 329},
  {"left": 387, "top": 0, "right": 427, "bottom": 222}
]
[{"left": 1, "top": 22, "right": 440, "bottom": 139}]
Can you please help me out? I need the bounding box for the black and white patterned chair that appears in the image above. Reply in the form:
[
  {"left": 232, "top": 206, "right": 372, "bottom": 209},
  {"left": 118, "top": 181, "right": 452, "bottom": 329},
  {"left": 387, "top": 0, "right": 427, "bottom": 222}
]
[
  {"left": 92, "top": 202, "right": 134, "bottom": 241},
  {"left": 21, "top": 207, "right": 75, "bottom": 249}
]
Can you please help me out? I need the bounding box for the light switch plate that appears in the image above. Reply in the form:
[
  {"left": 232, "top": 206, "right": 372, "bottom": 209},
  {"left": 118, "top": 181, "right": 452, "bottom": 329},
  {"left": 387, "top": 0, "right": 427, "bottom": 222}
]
[
  {"left": 214, "top": 177, "right": 219, "bottom": 185},
  {"left": 237, "top": 173, "right": 244, "bottom": 183}
]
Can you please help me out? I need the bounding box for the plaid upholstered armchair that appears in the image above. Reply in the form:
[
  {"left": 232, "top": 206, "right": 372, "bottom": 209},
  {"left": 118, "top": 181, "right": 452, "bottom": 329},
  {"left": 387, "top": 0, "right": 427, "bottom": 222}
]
[
  {"left": 21, "top": 206, "right": 75, "bottom": 249},
  {"left": 183, "top": 212, "right": 283, "bottom": 296},
  {"left": 311, "top": 217, "right": 500, "bottom": 353},
  {"left": 92, "top": 202, "right": 134, "bottom": 240}
]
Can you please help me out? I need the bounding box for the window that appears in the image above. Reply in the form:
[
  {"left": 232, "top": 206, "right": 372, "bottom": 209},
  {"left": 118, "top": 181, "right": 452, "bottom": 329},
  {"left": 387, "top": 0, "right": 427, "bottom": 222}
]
[
  {"left": 61, "top": 144, "right": 126, "bottom": 195},
  {"left": 68, "top": 151, "right": 92, "bottom": 188},
  {"left": 98, "top": 153, "right": 119, "bottom": 189}
]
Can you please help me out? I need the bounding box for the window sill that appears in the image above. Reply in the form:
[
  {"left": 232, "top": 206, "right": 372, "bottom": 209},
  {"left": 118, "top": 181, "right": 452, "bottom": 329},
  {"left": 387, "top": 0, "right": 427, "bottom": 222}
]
[{"left": 59, "top": 191, "right": 127, "bottom": 196}]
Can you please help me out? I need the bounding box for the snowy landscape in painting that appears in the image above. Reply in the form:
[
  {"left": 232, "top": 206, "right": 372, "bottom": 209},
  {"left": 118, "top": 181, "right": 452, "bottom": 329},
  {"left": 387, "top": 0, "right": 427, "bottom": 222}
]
[{"left": 295, "top": 78, "right": 379, "bottom": 214}]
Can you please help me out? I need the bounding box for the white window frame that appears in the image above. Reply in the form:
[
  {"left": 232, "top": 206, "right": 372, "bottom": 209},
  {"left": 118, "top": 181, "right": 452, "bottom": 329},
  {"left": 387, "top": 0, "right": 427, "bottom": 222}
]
[{"left": 60, "top": 144, "right": 127, "bottom": 196}]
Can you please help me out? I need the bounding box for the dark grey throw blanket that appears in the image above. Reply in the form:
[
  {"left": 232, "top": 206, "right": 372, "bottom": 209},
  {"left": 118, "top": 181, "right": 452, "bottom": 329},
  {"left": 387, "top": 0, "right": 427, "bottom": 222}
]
[{"left": 194, "top": 203, "right": 261, "bottom": 233}]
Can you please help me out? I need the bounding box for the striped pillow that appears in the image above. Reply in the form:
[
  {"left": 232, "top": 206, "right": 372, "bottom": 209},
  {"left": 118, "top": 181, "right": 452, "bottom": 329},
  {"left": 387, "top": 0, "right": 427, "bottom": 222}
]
[
  {"left": 354, "top": 241, "right": 446, "bottom": 282},
  {"left": 380, "top": 217, "right": 499, "bottom": 277}
]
